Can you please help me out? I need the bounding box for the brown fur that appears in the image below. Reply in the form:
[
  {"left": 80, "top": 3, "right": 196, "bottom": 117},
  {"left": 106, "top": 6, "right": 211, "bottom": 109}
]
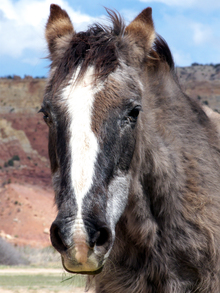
[
  {"left": 45, "top": 4, "right": 74, "bottom": 58},
  {"left": 125, "top": 8, "right": 155, "bottom": 65}
]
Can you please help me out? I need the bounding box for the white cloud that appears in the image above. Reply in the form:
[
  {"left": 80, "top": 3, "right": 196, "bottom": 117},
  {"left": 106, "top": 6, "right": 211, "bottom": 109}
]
[
  {"left": 119, "top": 9, "right": 139, "bottom": 23},
  {"left": 0, "top": 0, "right": 97, "bottom": 59},
  {"left": 155, "top": 10, "right": 220, "bottom": 66},
  {"left": 139, "top": 0, "right": 220, "bottom": 10},
  {"left": 191, "top": 23, "right": 212, "bottom": 45},
  {"left": 22, "top": 56, "right": 40, "bottom": 66},
  {"left": 172, "top": 49, "right": 192, "bottom": 67},
  {"left": 140, "top": 0, "right": 194, "bottom": 7},
  {"left": 162, "top": 11, "right": 219, "bottom": 48}
]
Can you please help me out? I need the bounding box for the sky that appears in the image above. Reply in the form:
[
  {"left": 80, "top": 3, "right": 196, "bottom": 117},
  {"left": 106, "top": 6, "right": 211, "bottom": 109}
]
[{"left": 0, "top": 0, "right": 220, "bottom": 78}]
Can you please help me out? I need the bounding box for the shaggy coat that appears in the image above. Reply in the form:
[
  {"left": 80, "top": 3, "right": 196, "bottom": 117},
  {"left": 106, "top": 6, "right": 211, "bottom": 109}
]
[{"left": 41, "top": 4, "right": 220, "bottom": 293}]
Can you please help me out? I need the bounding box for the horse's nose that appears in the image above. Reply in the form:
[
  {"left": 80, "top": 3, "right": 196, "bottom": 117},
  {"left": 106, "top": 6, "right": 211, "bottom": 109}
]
[{"left": 50, "top": 218, "right": 112, "bottom": 254}]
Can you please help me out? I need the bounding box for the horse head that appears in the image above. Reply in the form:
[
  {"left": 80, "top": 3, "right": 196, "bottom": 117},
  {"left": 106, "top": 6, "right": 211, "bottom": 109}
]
[{"left": 41, "top": 4, "right": 155, "bottom": 274}]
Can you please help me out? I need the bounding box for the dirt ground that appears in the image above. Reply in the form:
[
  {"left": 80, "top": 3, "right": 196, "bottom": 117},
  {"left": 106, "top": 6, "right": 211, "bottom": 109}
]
[{"left": 0, "top": 183, "right": 56, "bottom": 247}]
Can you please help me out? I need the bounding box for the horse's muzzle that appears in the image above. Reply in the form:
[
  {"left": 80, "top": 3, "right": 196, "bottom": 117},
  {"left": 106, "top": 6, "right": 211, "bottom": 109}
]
[
  {"left": 61, "top": 247, "right": 104, "bottom": 274},
  {"left": 50, "top": 218, "right": 112, "bottom": 274}
]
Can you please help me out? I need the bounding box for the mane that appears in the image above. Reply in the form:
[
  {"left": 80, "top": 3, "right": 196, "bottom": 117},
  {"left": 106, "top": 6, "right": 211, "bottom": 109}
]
[
  {"left": 154, "top": 34, "right": 175, "bottom": 70},
  {"left": 50, "top": 9, "right": 125, "bottom": 87}
]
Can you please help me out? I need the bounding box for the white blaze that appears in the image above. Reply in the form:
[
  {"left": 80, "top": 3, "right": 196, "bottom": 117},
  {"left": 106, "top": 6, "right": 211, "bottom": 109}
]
[{"left": 62, "top": 67, "right": 100, "bottom": 224}]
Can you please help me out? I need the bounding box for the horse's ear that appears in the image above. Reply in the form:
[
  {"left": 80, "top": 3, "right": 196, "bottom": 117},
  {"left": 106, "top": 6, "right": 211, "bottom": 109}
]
[
  {"left": 124, "top": 8, "right": 155, "bottom": 64},
  {"left": 45, "top": 4, "right": 74, "bottom": 58}
]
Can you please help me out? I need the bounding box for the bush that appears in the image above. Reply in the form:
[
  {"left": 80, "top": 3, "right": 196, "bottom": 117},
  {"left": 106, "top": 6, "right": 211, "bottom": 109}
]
[
  {"left": 7, "top": 159, "right": 14, "bottom": 167},
  {"left": 12, "top": 155, "right": 20, "bottom": 161},
  {"left": 4, "top": 156, "right": 20, "bottom": 168},
  {"left": 17, "top": 246, "right": 60, "bottom": 265},
  {"left": 0, "top": 237, "right": 29, "bottom": 265}
]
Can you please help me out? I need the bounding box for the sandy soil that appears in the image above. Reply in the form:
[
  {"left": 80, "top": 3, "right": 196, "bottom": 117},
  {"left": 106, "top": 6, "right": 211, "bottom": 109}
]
[{"left": 0, "top": 183, "right": 56, "bottom": 247}]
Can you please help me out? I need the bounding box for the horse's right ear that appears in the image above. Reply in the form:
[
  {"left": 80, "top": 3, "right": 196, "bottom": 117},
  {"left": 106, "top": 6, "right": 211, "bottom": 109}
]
[
  {"left": 124, "top": 8, "right": 155, "bottom": 65},
  {"left": 45, "top": 4, "right": 74, "bottom": 59}
]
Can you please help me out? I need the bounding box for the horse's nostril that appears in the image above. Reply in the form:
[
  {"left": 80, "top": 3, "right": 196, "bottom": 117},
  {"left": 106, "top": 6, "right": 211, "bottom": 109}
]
[
  {"left": 89, "top": 227, "right": 111, "bottom": 248},
  {"left": 50, "top": 222, "right": 68, "bottom": 253},
  {"left": 95, "top": 227, "right": 111, "bottom": 247}
]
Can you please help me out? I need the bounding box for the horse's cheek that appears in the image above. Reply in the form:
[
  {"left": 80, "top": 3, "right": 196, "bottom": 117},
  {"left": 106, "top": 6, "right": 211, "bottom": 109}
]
[{"left": 106, "top": 175, "right": 130, "bottom": 229}]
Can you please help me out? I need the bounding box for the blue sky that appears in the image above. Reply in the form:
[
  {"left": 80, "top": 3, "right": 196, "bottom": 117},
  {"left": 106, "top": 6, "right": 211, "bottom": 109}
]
[{"left": 0, "top": 0, "right": 220, "bottom": 78}]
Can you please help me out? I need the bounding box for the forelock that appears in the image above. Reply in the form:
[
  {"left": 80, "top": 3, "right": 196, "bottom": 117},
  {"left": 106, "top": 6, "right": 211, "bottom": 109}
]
[{"left": 49, "top": 9, "right": 126, "bottom": 92}]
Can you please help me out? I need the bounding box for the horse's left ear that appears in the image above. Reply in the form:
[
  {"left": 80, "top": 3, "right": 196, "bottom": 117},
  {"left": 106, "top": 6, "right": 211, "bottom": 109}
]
[
  {"left": 45, "top": 4, "right": 74, "bottom": 59},
  {"left": 124, "top": 8, "right": 155, "bottom": 64}
]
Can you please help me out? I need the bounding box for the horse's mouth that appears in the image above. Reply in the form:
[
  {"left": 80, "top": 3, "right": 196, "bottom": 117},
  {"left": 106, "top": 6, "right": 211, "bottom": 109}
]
[
  {"left": 63, "top": 262, "right": 104, "bottom": 275},
  {"left": 61, "top": 250, "right": 104, "bottom": 275}
]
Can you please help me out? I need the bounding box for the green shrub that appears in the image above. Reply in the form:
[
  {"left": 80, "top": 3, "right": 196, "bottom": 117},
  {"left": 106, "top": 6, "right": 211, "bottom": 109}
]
[
  {"left": 12, "top": 155, "right": 20, "bottom": 161},
  {"left": 8, "top": 159, "right": 14, "bottom": 167}
]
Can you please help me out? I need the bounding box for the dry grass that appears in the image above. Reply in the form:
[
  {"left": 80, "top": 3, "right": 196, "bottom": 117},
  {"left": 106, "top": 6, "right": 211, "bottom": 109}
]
[{"left": 0, "top": 244, "right": 94, "bottom": 292}]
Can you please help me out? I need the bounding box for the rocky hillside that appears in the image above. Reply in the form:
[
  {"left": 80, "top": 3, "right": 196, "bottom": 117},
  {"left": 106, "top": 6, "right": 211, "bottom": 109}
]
[
  {"left": 0, "top": 76, "right": 50, "bottom": 187},
  {"left": 0, "top": 76, "right": 53, "bottom": 247},
  {"left": 0, "top": 65, "right": 220, "bottom": 247},
  {"left": 177, "top": 64, "right": 220, "bottom": 112}
]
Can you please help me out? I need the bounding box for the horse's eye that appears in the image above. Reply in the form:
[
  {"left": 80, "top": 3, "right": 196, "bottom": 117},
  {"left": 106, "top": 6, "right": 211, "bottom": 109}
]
[
  {"left": 39, "top": 108, "right": 51, "bottom": 125},
  {"left": 43, "top": 114, "right": 49, "bottom": 123},
  {"left": 127, "top": 106, "right": 142, "bottom": 123}
]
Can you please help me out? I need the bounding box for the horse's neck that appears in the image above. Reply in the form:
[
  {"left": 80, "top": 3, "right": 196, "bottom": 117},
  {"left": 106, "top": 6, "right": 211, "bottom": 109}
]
[{"left": 121, "top": 67, "right": 185, "bottom": 240}]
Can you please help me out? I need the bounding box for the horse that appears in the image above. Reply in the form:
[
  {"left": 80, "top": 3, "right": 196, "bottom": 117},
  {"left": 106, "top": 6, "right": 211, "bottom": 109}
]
[{"left": 41, "top": 4, "right": 220, "bottom": 292}]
